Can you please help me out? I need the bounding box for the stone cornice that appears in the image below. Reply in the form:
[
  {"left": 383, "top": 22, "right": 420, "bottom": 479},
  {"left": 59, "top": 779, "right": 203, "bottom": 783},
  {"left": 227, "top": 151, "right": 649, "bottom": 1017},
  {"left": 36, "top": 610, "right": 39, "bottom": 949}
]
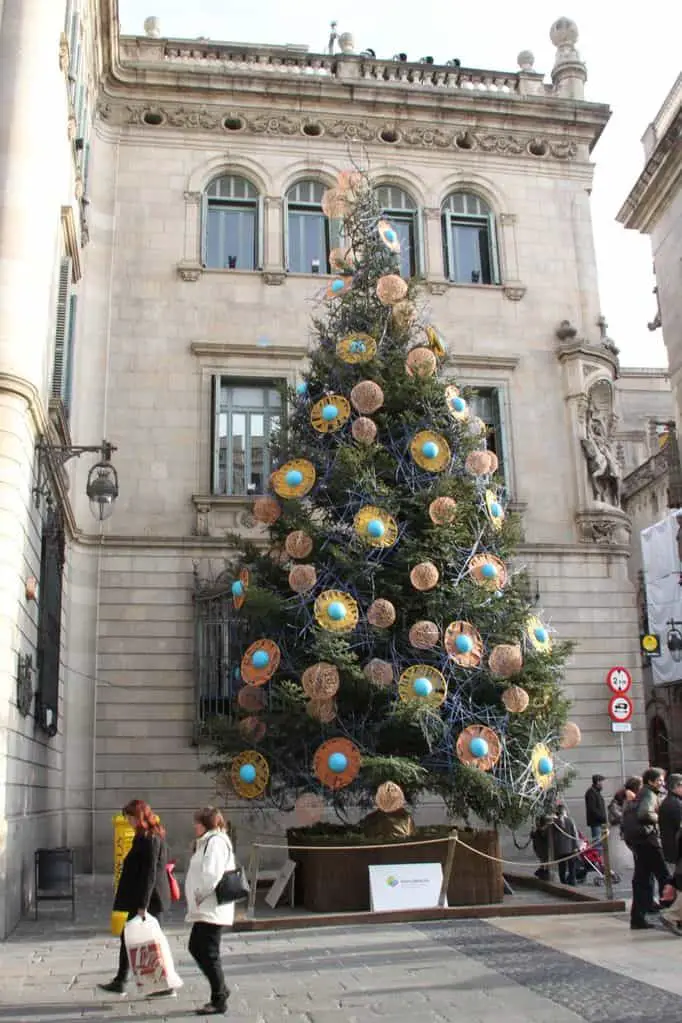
[
  {"left": 622, "top": 447, "right": 670, "bottom": 502},
  {"left": 190, "top": 342, "right": 305, "bottom": 361},
  {"left": 617, "top": 105, "right": 682, "bottom": 232}
]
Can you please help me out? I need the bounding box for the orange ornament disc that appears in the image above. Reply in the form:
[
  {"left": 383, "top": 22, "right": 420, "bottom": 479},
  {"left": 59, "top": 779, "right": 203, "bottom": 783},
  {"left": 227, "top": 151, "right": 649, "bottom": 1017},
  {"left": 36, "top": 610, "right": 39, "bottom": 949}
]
[
  {"left": 313, "top": 738, "right": 362, "bottom": 790},
  {"left": 240, "top": 639, "right": 281, "bottom": 685}
]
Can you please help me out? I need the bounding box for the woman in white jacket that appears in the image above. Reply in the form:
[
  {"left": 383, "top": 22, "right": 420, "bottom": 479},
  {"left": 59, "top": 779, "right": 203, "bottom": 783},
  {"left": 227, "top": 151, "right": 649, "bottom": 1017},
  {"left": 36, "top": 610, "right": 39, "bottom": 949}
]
[{"left": 185, "top": 807, "right": 235, "bottom": 1016}]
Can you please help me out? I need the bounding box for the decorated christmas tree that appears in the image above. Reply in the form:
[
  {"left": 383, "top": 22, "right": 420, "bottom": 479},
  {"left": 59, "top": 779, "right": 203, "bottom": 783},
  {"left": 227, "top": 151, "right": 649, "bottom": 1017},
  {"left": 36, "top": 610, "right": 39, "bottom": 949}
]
[{"left": 209, "top": 170, "right": 579, "bottom": 832}]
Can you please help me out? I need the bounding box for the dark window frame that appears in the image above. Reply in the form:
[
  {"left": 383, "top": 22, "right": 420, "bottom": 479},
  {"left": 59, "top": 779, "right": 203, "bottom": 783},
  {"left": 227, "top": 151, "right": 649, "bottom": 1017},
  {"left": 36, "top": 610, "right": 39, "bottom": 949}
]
[
  {"left": 35, "top": 506, "right": 65, "bottom": 738},
  {"left": 211, "top": 377, "right": 285, "bottom": 497}
]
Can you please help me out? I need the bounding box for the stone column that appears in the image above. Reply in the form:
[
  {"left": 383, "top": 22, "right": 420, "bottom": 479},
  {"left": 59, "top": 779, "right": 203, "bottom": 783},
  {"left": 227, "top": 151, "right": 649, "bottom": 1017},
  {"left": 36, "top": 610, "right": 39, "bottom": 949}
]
[
  {"left": 0, "top": 0, "right": 69, "bottom": 937},
  {"left": 423, "top": 207, "right": 446, "bottom": 291},
  {"left": 262, "top": 196, "right": 286, "bottom": 285}
]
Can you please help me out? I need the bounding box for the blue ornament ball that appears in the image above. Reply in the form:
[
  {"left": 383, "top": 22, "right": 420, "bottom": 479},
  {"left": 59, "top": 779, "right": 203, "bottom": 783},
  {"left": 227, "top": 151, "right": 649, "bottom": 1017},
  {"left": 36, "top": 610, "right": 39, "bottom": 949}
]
[
  {"left": 422, "top": 441, "right": 439, "bottom": 459},
  {"left": 469, "top": 736, "right": 489, "bottom": 758},
  {"left": 239, "top": 763, "right": 257, "bottom": 784},
  {"left": 231, "top": 580, "right": 244, "bottom": 597},
  {"left": 490, "top": 502, "right": 503, "bottom": 519},
  {"left": 296, "top": 382, "right": 308, "bottom": 396},
  {"left": 327, "top": 601, "right": 347, "bottom": 622},
  {"left": 367, "top": 519, "right": 385, "bottom": 538},
  {"left": 413, "top": 676, "right": 433, "bottom": 697},
  {"left": 251, "top": 649, "right": 270, "bottom": 669},
  {"left": 455, "top": 634, "right": 473, "bottom": 654},
  {"left": 285, "top": 469, "right": 303, "bottom": 487},
  {"left": 322, "top": 404, "right": 338, "bottom": 421},
  {"left": 534, "top": 626, "right": 548, "bottom": 644},
  {"left": 452, "top": 396, "right": 466, "bottom": 412},
  {"left": 537, "top": 755, "right": 553, "bottom": 776},
  {"left": 328, "top": 752, "right": 348, "bottom": 774},
  {"left": 385, "top": 228, "right": 397, "bottom": 243},
  {"left": 331, "top": 279, "right": 345, "bottom": 293},
  {"left": 481, "top": 562, "right": 497, "bottom": 579}
]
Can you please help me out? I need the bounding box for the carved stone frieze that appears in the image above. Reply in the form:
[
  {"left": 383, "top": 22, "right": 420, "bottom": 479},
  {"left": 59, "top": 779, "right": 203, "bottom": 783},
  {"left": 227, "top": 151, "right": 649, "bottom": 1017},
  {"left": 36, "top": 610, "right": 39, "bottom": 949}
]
[
  {"left": 575, "top": 508, "right": 631, "bottom": 547},
  {"left": 177, "top": 261, "right": 203, "bottom": 281},
  {"left": 184, "top": 190, "right": 203, "bottom": 204},
  {"left": 262, "top": 271, "right": 286, "bottom": 286},
  {"left": 503, "top": 283, "right": 526, "bottom": 302},
  {"left": 96, "top": 99, "right": 580, "bottom": 161},
  {"left": 59, "top": 33, "right": 70, "bottom": 74}
]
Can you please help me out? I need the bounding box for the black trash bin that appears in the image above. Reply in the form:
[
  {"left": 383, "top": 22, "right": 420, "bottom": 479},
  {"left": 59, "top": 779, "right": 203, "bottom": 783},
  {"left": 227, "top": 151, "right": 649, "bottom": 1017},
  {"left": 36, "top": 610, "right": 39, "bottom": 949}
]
[{"left": 34, "top": 848, "right": 75, "bottom": 920}]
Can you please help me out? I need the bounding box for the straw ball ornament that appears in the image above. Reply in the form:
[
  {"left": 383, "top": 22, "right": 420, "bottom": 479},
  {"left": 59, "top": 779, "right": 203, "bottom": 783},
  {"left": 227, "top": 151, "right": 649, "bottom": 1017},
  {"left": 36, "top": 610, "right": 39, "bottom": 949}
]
[
  {"left": 409, "top": 620, "right": 440, "bottom": 650},
  {"left": 337, "top": 333, "right": 377, "bottom": 364},
  {"left": 429, "top": 496, "right": 457, "bottom": 525},
  {"left": 444, "top": 620, "right": 483, "bottom": 668},
  {"left": 237, "top": 686, "right": 266, "bottom": 712},
  {"left": 501, "top": 685, "right": 530, "bottom": 714},
  {"left": 354, "top": 505, "right": 398, "bottom": 548},
  {"left": 456, "top": 725, "right": 501, "bottom": 772},
  {"left": 306, "top": 698, "right": 337, "bottom": 724},
  {"left": 231, "top": 750, "right": 269, "bottom": 799},
  {"left": 311, "top": 394, "right": 351, "bottom": 434},
  {"left": 336, "top": 169, "right": 364, "bottom": 195},
  {"left": 406, "top": 346, "right": 438, "bottom": 378},
  {"left": 288, "top": 564, "right": 317, "bottom": 594},
  {"left": 444, "top": 385, "right": 469, "bottom": 422},
  {"left": 363, "top": 658, "right": 393, "bottom": 687},
  {"left": 465, "top": 450, "right": 499, "bottom": 477},
  {"left": 392, "top": 300, "right": 416, "bottom": 331},
  {"left": 285, "top": 530, "right": 313, "bottom": 560},
  {"left": 239, "top": 715, "right": 266, "bottom": 742},
  {"left": 313, "top": 738, "right": 362, "bottom": 790},
  {"left": 293, "top": 792, "right": 325, "bottom": 826},
  {"left": 410, "top": 430, "right": 451, "bottom": 472},
  {"left": 326, "top": 276, "right": 353, "bottom": 299},
  {"left": 531, "top": 743, "right": 554, "bottom": 788},
  {"left": 468, "top": 553, "right": 508, "bottom": 590},
  {"left": 352, "top": 417, "right": 377, "bottom": 444},
  {"left": 377, "top": 219, "right": 401, "bottom": 253},
  {"left": 376, "top": 274, "right": 408, "bottom": 306},
  {"left": 241, "top": 639, "right": 281, "bottom": 685},
  {"left": 271, "top": 458, "right": 316, "bottom": 499},
  {"left": 560, "top": 721, "right": 582, "bottom": 749},
  {"left": 375, "top": 782, "right": 406, "bottom": 813},
  {"left": 321, "top": 187, "right": 349, "bottom": 218},
  {"left": 314, "top": 589, "right": 359, "bottom": 633},
  {"left": 398, "top": 664, "right": 447, "bottom": 708},
  {"left": 367, "top": 598, "right": 396, "bottom": 628},
  {"left": 488, "top": 643, "right": 523, "bottom": 678},
  {"left": 350, "top": 380, "right": 384, "bottom": 415},
  {"left": 253, "top": 495, "right": 281, "bottom": 525},
  {"left": 301, "top": 662, "right": 340, "bottom": 699},
  {"left": 410, "top": 561, "right": 439, "bottom": 591}
]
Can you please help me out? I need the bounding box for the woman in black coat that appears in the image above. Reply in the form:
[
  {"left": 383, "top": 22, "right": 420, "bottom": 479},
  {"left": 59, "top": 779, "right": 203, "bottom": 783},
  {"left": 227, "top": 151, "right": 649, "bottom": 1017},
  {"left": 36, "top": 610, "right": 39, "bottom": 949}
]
[{"left": 99, "top": 799, "right": 171, "bottom": 994}]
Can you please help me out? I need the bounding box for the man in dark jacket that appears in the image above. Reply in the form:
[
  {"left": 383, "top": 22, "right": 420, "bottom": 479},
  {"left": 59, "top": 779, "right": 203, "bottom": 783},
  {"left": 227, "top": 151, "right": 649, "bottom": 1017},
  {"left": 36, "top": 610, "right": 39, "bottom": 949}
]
[
  {"left": 659, "top": 773, "right": 682, "bottom": 867},
  {"left": 622, "top": 767, "right": 670, "bottom": 930},
  {"left": 584, "top": 774, "right": 607, "bottom": 845},
  {"left": 551, "top": 802, "right": 580, "bottom": 886}
]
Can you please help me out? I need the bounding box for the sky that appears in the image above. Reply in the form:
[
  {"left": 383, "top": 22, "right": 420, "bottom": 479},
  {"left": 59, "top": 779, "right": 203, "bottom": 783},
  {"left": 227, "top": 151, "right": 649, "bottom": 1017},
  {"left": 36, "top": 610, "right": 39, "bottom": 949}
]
[{"left": 120, "top": 1, "right": 680, "bottom": 369}]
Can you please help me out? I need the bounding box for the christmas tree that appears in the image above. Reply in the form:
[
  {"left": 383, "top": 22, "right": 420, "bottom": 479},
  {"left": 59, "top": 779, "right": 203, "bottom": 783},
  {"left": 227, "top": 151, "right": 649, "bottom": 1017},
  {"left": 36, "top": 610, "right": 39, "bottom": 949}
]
[{"left": 209, "top": 170, "right": 578, "bottom": 832}]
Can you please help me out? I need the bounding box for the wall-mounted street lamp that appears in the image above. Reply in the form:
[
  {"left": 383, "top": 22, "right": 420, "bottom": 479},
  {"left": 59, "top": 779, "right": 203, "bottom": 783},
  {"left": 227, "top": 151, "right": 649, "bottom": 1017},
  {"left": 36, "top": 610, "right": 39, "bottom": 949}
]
[
  {"left": 666, "top": 618, "right": 682, "bottom": 663},
  {"left": 33, "top": 439, "right": 119, "bottom": 521}
]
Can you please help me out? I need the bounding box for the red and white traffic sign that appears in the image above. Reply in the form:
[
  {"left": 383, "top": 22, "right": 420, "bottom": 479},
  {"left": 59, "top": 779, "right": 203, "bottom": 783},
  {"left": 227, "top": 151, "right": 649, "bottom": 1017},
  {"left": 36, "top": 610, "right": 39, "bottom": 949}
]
[
  {"left": 606, "top": 667, "right": 632, "bottom": 695},
  {"left": 608, "top": 694, "right": 633, "bottom": 723}
]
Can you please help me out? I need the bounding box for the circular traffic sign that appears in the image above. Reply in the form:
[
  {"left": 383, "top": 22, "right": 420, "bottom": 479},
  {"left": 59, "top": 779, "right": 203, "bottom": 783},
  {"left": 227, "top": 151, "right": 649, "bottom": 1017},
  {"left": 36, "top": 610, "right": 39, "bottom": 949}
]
[
  {"left": 608, "top": 694, "right": 633, "bottom": 723},
  {"left": 606, "top": 666, "right": 632, "bottom": 694}
]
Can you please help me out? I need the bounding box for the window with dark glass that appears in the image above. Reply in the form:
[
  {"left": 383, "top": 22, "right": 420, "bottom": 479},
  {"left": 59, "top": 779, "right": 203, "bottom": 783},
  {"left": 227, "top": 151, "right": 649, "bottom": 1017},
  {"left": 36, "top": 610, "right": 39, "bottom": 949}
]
[
  {"left": 285, "top": 180, "right": 332, "bottom": 273},
  {"left": 203, "top": 175, "right": 260, "bottom": 270},
  {"left": 375, "top": 184, "right": 420, "bottom": 278},
  {"left": 470, "top": 387, "right": 506, "bottom": 480},
  {"left": 212, "top": 380, "right": 282, "bottom": 496},
  {"left": 442, "top": 192, "right": 499, "bottom": 285},
  {"left": 36, "top": 507, "right": 65, "bottom": 738}
]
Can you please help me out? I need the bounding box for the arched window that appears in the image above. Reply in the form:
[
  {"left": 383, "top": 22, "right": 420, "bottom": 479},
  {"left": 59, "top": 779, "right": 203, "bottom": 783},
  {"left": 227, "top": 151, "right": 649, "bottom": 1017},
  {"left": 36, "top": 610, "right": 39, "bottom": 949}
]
[
  {"left": 375, "top": 184, "right": 421, "bottom": 279},
  {"left": 285, "top": 180, "right": 333, "bottom": 274},
  {"left": 442, "top": 191, "right": 499, "bottom": 285},
  {"left": 203, "top": 174, "right": 262, "bottom": 271}
]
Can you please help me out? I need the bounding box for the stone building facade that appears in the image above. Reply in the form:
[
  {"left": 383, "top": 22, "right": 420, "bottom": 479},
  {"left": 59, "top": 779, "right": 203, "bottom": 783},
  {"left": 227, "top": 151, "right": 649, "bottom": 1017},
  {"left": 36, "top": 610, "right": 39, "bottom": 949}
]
[{"left": 0, "top": 0, "right": 654, "bottom": 934}]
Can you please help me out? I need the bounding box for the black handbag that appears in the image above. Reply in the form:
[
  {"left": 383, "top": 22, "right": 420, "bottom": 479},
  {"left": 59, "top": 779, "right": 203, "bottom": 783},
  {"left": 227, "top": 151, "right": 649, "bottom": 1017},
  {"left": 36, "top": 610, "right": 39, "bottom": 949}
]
[{"left": 215, "top": 865, "right": 250, "bottom": 905}]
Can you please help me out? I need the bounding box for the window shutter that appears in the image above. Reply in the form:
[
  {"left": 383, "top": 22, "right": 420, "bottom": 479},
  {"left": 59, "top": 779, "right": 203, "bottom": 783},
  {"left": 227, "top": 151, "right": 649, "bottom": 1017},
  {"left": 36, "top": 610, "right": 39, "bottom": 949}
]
[
  {"left": 282, "top": 196, "right": 289, "bottom": 271},
  {"left": 488, "top": 212, "right": 501, "bottom": 285},
  {"left": 442, "top": 213, "right": 454, "bottom": 280},
  {"left": 200, "top": 192, "right": 208, "bottom": 266},
  {"left": 51, "top": 258, "right": 73, "bottom": 401},
  {"left": 211, "top": 375, "right": 221, "bottom": 493},
  {"left": 256, "top": 194, "right": 264, "bottom": 269},
  {"left": 415, "top": 209, "right": 426, "bottom": 277},
  {"left": 64, "top": 294, "right": 78, "bottom": 416}
]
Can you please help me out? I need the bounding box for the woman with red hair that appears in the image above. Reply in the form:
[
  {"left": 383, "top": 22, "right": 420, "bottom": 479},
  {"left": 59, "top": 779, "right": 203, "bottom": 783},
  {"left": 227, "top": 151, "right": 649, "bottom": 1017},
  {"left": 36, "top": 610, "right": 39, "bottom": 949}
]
[{"left": 99, "top": 799, "right": 172, "bottom": 995}]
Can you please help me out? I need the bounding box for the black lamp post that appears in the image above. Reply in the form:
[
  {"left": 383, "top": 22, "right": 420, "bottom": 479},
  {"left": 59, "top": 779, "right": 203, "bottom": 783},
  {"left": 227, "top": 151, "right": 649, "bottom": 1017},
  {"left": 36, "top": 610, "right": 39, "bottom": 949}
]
[
  {"left": 34, "top": 439, "right": 119, "bottom": 520},
  {"left": 666, "top": 618, "right": 682, "bottom": 663}
]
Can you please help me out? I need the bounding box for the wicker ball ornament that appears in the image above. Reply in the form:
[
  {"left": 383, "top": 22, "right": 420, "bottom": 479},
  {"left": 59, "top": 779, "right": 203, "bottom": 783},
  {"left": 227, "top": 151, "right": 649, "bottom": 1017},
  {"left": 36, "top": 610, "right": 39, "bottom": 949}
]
[
  {"left": 288, "top": 564, "right": 317, "bottom": 593},
  {"left": 237, "top": 686, "right": 266, "bottom": 712},
  {"left": 306, "top": 698, "right": 337, "bottom": 724},
  {"left": 301, "top": 662, "right": 340, "bottom": 699},
  {"left": 293, "top": 792, "right": 326, "bottom": 826},
  {"left": 375, "top": 782, "right": 406, "bottom": 813},
  {"left": 336, "top": 169, "right": 364, "bottom": 195},
  {"left": 429, "top": 496, "right": 458, "bottom": 525},
  {"left": 466, "top": 450, "right": 499, "bottom": 476},
  {"left": 560, "top": 721, "right": 582, "bottom": 749},
  {"left": 239, "top": 715, "right": 266, "bottom": 742},
  {"left": 364, "top": 658, "right": 393, "bottom": 687},
  {"left": 501, "top": 685, "right": 530, "bottom": 714},
  {"left": 410, "top": 561, "right": 439, "bottom": 591},
  {"left": 321, "top": 187, "right": 349, "bottom": 218},
  {"left": 367, "top": 599, "right": 396, "bottom": 628},
  {"left": 376, "top": 274, "right": 408, "bottom": 306},
  {"left": 253, "top": 496, "right": 281, "bottom": 525},
  {"left": 409, "top": 620, "right": 440, "bottom": 649},
  {"left": 285, "top": 530, "right": 314, "bottom": 560},
  {"left": 406, "top": 347, "right": 438, "bottom": 378},
  {"left": 488, "top": 644, "right": 523, "bottom": 678},
  {"left": 350, "top": 381, "right": 384, "bottom": 415},
  {"left": 352, "top": 417, "right": 377, "bottom": 444}
]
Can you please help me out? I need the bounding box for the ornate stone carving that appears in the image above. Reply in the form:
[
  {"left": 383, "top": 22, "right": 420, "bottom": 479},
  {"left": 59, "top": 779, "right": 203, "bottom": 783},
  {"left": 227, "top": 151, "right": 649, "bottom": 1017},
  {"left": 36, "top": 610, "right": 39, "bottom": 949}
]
[
  {"left": 556, "top": 320, "right": 578, "bottom": 342},
  {"left": 67, "top": 116, "right": 77, "bottom": 141},
  {"left": 427, "top": 281, "right": 448, "bottom": 295},
  {"left": 59, "top": 33, "right": 70, "bottom": 73},
  {"left": 477, "top": 134, "right": 525, "bottom": 155},
  {"left": 16, "top": 653, "right": 34, "bottom": 717},
  {"left": 262, "top": 271, "right": 286, "bottom": 286},
  {"left": 177, "top": 261, "right": 203, "bottom": 281},
  {"left": 401, "top": 126, "right": 453, "bottom": 148},
  {"left": 423, "top": 207, "right": 441, "bottom": 221},
  {"left": 194, "top": 503, "right": 211, "bottom": 536},
  {"left": 324, "top": 119, "right": 374, "bottom": 141},
  {"left": 503, "top": 284, "right": 526, "bottom": 301},
  {"left": 580, "top": 380, "right": 622, "bottom": 508},
  {"left": 250, "top": 113, "right": 300, "bottom": 135},
  {"left": 184, "top": 190, "right": 203, "bottom": 204},
  {"left": 575, "top": 509, "right": 630, "bottom": 546}
]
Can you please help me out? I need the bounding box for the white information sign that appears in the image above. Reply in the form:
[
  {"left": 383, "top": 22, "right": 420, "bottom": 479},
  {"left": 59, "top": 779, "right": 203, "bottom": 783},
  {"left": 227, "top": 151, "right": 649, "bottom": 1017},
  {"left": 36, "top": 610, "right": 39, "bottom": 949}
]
[
  {"left": 611, "top": 722, "right": 633, "bottom": 733},
  {"left": 369, "top": 862, "right": 444, "bottom": 913}
]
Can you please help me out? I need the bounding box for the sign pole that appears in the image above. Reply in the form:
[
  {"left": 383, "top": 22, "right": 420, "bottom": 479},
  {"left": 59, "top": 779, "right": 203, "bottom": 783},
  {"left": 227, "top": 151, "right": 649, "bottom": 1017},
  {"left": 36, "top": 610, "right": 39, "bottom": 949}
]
[{"left": 618, "top": 731, "right": 626, "bottom": 782}]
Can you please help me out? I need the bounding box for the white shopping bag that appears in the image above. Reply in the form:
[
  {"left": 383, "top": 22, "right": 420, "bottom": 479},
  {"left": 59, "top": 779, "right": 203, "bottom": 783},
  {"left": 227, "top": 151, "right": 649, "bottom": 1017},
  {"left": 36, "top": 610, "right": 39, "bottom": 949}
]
[{"left": 123, "top": 913, "right": 183, "bottom": 995}]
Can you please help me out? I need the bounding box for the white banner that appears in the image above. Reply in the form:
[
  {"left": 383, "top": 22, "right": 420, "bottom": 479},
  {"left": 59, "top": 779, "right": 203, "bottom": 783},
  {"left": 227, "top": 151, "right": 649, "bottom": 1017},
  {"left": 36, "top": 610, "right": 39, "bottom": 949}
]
[
  {"left": 369, "top": 862, "right": 444, "bottom": 912},
  {"left": 641, "top": 510, "right": 682, "bottom": 685}
]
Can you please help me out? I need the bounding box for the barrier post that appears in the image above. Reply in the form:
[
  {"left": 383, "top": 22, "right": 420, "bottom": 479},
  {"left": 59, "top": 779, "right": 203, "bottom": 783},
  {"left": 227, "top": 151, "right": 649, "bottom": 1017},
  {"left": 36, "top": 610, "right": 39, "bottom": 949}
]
[
  {"left": 438, "top": 831, "right": 458, "bottom": 907},
  {"left": 111, "top": 813, "right": 135, "bottom": 936},
  {"left": 246, "top": 845, "right": 260, "bottom": 920},
  {"left": 601, "top": 826, "right": 614, "bottom": 901},
  {"left": 547, "top": 824, "right": 555, "bottom": 883}
]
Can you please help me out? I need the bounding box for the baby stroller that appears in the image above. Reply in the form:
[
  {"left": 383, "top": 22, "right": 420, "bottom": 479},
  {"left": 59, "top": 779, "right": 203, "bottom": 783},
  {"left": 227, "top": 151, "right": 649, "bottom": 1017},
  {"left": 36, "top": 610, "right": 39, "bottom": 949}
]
[{"left": 575, "top": 830, "right": 621, "bottom": 885}]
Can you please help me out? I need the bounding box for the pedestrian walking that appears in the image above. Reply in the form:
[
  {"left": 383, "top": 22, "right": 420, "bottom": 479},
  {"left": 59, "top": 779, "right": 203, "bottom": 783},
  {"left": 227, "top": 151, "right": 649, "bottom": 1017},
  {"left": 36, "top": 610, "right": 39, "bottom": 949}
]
[
  {"left": 551, "top": 802, "right": 579, "bottom": 885},
  {"left": 99, "top": 799, "right": 172, "bottom": 995},
  {"left": 584, "top": 774, "right": 607, "bottom": 846},
  {"left": 185, "top": 807, "right": 235, "bottom": 1016},
  {"left": 622, "top": 767, "right": 671, "bottom": 930},
  {"left": 659, "top": 773, "right": 682, "bottom": 870}
]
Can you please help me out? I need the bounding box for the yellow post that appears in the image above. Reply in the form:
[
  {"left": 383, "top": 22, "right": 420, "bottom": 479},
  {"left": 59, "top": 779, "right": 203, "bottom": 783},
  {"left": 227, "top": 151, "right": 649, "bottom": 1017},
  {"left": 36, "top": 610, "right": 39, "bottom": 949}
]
[{"left": 111, "top": 813, "right": 135, "bottom": 936}]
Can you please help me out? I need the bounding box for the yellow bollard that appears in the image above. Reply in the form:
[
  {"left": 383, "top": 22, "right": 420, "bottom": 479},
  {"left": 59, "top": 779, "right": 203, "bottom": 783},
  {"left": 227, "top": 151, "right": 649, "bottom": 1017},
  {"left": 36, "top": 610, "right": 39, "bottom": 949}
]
[{"left": 111, "top": 813, "right": 135, "bottom": 936}]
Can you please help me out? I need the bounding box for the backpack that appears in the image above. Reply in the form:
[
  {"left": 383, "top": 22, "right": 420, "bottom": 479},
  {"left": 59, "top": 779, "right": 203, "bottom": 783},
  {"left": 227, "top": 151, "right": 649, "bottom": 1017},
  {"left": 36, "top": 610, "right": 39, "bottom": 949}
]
[{"left": 607, "top": 798, "right": 623, "bottom": 826}]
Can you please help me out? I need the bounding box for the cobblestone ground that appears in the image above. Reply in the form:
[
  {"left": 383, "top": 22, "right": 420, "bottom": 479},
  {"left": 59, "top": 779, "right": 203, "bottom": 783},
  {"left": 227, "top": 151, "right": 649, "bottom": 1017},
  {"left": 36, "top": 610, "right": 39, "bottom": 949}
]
[{"left": 1, "top": 875, "right": 679, "bottom": 1022}]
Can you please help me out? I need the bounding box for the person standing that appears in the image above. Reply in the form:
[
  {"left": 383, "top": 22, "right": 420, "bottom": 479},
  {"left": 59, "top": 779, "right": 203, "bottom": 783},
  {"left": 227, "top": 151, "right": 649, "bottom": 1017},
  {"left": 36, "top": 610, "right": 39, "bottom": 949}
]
[
  {"left": 584, "top": 774, "right": 607, "bottom": 846},
  {"left": 185, "top": 807, "right": 235, "bottom": 1016},
  {"left": 622, "top": 767, "right": 670, "bottom": 930},
  {"left": 659, "top": 773, "right": 682, "bottom": 870},
  {"left": 99, "top": 799, "right": 171, "bottom": 994},
  {"left": 551, "top": 802, "right": 579, "bottom": 886}
]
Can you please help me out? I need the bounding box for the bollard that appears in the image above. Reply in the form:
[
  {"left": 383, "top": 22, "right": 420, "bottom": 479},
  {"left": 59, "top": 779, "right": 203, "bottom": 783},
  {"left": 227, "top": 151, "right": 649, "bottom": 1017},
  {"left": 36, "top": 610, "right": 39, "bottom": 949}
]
[
  {"left": 601, "top": 826, "right": 614, "bottom": 901},
  {"left": 111, "top": 813, "right": 135, "bottom": 936},
  {"left": 547, "top": 823, "right": 555, "bottom": 883}
]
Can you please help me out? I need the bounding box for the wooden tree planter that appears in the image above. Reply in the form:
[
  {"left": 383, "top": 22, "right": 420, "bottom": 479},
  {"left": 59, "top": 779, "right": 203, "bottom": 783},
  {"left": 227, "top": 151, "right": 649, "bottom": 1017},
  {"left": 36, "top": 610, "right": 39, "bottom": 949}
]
[{"left": 287, "top": 826, "right": 503, "bottom": 913}]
